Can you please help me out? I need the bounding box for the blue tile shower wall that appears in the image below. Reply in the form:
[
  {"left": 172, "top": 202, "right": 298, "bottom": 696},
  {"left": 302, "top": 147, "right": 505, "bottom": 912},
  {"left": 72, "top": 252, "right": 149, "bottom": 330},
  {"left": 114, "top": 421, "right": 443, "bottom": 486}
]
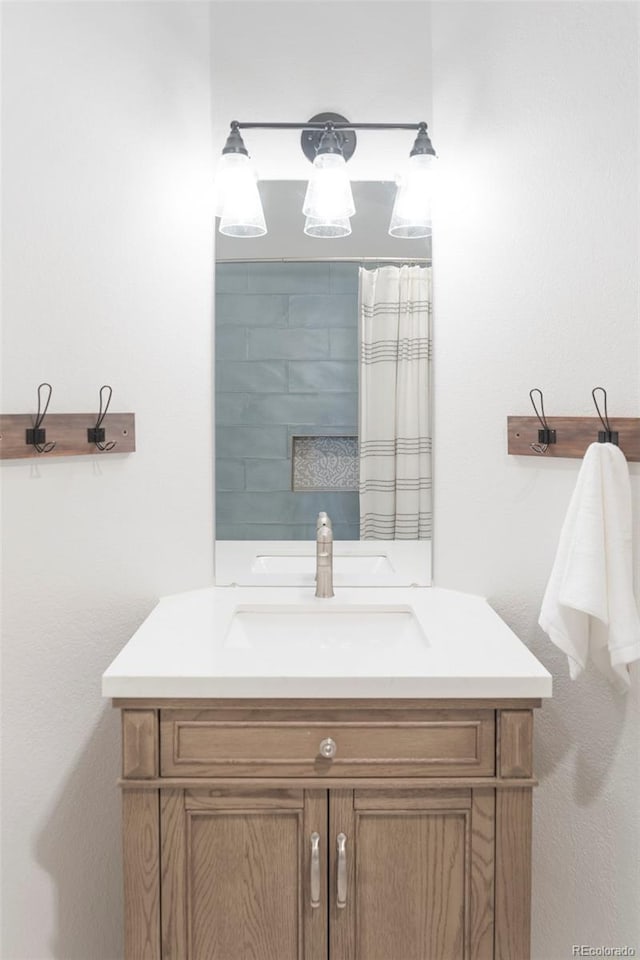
[{"left": 216, "top": 262, "right": 360, "bottom": 540}]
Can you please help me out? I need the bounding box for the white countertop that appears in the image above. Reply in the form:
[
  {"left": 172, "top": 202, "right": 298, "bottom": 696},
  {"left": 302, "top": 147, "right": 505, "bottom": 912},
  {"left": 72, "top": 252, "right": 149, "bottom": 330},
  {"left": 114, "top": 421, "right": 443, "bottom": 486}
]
[{"left": 102, "top": 585, "right": 552, "bottom": 699}]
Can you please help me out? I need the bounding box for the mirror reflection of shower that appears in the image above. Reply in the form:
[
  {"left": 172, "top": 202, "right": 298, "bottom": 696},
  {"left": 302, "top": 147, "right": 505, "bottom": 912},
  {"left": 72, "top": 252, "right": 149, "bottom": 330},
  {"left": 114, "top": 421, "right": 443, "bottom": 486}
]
[{"left": 214, "top": 181, "right": 432, "bottom": 543}]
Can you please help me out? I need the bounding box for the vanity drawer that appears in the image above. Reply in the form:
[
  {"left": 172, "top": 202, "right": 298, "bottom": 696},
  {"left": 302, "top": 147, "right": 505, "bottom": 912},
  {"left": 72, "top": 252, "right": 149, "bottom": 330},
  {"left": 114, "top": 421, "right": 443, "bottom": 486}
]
[{"left": 159, "top": 709, "right": 495, "bottom": 778}]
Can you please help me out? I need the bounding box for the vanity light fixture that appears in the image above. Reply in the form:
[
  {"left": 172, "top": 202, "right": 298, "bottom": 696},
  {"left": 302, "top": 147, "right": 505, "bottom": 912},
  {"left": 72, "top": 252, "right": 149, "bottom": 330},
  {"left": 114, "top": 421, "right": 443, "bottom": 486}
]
[
  {"left": 388, "top": 124, "right": 435, "bottom": 239},
  {"left": 214, "top": 113, "right": 436, "bottom": 239},
  {"left": 215, "top": 124, "right": 267, "bottom": 238},
  {"left": 302, "top": 118, "right": 355, "bottom": 237}
]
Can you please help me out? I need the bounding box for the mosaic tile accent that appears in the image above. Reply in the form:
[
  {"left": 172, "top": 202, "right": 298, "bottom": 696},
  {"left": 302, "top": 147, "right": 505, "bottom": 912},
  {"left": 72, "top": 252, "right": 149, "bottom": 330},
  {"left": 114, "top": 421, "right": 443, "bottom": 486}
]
[{"left": 292, "top": 436, "right": 359, "bottom": 492}]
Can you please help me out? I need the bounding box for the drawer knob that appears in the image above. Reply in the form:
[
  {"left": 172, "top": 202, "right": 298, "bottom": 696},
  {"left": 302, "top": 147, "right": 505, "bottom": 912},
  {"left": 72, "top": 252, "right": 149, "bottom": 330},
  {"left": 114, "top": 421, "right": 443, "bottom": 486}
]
[{"left": 319, "top": 737, "right": 337, "bottom": 759}]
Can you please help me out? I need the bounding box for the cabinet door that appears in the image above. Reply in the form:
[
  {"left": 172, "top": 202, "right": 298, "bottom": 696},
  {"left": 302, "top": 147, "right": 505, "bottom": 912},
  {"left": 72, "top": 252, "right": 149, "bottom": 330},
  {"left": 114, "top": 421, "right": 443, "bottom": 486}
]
[
  {"left": 329, "top": 788, "right": 495, "bottom": 960},
  {"left": 161, "top": 787, "right": 327, "bottom": 960}
]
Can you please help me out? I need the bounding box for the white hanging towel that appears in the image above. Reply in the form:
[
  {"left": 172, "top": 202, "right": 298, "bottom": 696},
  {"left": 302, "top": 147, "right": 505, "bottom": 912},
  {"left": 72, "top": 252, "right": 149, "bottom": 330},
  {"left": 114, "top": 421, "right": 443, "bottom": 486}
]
[{"left": 539, "top": 441, "right": 640, "bottom": 691}]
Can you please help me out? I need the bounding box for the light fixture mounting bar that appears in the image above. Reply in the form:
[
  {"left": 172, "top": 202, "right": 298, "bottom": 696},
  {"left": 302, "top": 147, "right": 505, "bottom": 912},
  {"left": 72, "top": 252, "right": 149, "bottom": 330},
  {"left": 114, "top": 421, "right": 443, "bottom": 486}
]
[
  {"left": 232, "top": 121, "right": 429, "bottom": 131},
  {"left": 229, "top": 117, "right": 434, "bottom": 166}
]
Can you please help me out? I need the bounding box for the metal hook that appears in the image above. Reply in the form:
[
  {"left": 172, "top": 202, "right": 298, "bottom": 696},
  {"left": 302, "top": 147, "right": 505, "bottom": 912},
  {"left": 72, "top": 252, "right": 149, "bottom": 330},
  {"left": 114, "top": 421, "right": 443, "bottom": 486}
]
[
  {"left": 528, "top": 388, "right": 556, "bottom": 454},
  {"left": 88, "top": 384, "right": 116, "bottom": 451},
  {"left": 591, "top": 387, "right": 618, "bottom": 445},
  {"left": 26, "top": 382, "right": 56, "bottom": 453}
]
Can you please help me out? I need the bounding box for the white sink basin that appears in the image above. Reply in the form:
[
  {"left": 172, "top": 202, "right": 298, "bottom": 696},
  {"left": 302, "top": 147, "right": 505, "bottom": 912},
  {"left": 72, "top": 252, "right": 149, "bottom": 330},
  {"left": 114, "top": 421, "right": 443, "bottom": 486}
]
[
  {"left": 224, "top": 604, "right": 426, "bottom": 653},
  {"left": 250, "top": 554, "right": 394, "bottom": 578}
]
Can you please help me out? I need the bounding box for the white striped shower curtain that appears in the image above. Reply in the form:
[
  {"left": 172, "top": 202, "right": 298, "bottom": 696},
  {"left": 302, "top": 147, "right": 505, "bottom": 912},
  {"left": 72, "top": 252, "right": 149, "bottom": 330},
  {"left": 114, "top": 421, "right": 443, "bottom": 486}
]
[{"left": 358, "top": 265, "right": 432, "bottom": 539}]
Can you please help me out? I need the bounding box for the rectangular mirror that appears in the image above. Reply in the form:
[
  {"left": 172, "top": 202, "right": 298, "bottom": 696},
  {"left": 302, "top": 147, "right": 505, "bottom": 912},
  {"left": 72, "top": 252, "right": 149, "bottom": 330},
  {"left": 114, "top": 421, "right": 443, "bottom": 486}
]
[{"left": 214, "top": 180, "right": 432, "bottom": 585}]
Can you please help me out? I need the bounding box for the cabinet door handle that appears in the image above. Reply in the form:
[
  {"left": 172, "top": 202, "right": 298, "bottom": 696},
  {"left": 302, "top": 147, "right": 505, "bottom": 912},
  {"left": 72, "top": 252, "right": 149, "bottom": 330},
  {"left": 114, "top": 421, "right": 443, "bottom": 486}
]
[
  {"left": 336, "top": 832, "right": 347, "bottom": 909},
  {"left": 310, "top": 832, "right": 321, "bottom": 909}
]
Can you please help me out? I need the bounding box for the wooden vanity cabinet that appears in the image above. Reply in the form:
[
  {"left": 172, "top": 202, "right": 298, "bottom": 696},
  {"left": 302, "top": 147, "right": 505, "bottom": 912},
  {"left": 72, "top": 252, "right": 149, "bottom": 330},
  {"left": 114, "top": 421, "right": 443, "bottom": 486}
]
[{"left": 116, "top": 700, "right": 538, "bottom": 960}]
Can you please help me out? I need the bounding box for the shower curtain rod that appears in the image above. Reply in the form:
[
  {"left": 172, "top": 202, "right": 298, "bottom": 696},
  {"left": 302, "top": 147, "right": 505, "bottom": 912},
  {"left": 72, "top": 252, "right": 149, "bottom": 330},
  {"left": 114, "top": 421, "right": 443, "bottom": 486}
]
[{"left": 216, "top": 256, "right": 432, "bottom": 264}]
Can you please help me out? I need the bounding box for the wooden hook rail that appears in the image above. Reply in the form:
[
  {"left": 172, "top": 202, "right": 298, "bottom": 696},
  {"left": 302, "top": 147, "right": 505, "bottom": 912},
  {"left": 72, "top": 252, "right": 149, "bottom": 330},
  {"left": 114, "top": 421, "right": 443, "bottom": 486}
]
[
  {"left": 0, "top": 413, "right": 136, "bottom": 460},
  {"left": 507, "top": 416, "right": 640, "bottom": 461}
]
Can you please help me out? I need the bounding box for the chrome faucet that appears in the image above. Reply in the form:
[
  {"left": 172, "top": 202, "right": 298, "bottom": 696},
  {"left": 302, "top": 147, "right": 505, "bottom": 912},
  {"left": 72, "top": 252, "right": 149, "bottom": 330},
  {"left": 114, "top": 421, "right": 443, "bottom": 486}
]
[{"left": 315, "top": 512, "right": 334, "bottom": 598}]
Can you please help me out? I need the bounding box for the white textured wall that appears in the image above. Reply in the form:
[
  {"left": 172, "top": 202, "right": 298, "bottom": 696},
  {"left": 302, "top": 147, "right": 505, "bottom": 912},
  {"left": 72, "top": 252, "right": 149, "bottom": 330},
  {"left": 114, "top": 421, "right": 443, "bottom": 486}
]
[
  {"left": 2, "top": 2, "right": 639, "bottom": 958},
  {"left": 431, "top": 3, "right": 640, "bottom": 956},
  {"left": 0, "top": 4, "right": 214, "bottom": 958}
]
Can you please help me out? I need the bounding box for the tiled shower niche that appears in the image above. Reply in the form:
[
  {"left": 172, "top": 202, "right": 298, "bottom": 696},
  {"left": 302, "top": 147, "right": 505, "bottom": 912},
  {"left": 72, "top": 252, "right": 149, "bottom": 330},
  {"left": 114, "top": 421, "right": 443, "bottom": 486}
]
[
  {"left": 215, "top": 261, "right": 361, "bottom": 540},
  {"left": 292, "top": 436, "right": 359, "bottom": 492}
]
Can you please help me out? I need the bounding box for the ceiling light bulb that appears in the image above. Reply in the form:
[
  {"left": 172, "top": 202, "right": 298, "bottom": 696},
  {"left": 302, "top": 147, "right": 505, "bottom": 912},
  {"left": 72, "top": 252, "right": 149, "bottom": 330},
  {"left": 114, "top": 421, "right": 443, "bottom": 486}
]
[
  {"left": 217, "top": 158, "right": 267, "bottom": 237},
  {"left": 388, "top": 153, "right": 435, "bottom": 239},
  {"left": 215, "top": 126, "right": 267, "bottom": 237},
  {"left": 303, "top": 152, "right": 356, "bottom": 221},
  {"left": 214, "top": 151, "right": 259, "bottom": 218},
  {"left": 302, "top": 126, "right": 355, "bottom": 224}
]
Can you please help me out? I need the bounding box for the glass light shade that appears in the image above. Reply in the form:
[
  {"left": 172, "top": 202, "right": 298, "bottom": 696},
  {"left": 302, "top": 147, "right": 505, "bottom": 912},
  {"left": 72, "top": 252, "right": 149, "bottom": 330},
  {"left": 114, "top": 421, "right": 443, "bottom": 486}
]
[
  {"left": 215, "top": 153, "right": 267, "bottom": 237},
  {"left": 388, "top": 153, "right": 435, "bottom": 239},
  {"left": 302, "top": 153, "right": 355, "bottom": 221},
  {"left": 214, "top": 152, "right": 255, "bottom": 216},
  {"left": 304, "top": 215, "right": 352, "bottom": 239}
]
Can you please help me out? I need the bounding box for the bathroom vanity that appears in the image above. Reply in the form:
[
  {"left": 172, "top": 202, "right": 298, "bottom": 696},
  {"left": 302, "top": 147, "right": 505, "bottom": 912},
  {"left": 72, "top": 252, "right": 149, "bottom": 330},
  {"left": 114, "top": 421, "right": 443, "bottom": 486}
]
[{"left": 104, "top": 586, "right": 551, "bottom": 960}]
